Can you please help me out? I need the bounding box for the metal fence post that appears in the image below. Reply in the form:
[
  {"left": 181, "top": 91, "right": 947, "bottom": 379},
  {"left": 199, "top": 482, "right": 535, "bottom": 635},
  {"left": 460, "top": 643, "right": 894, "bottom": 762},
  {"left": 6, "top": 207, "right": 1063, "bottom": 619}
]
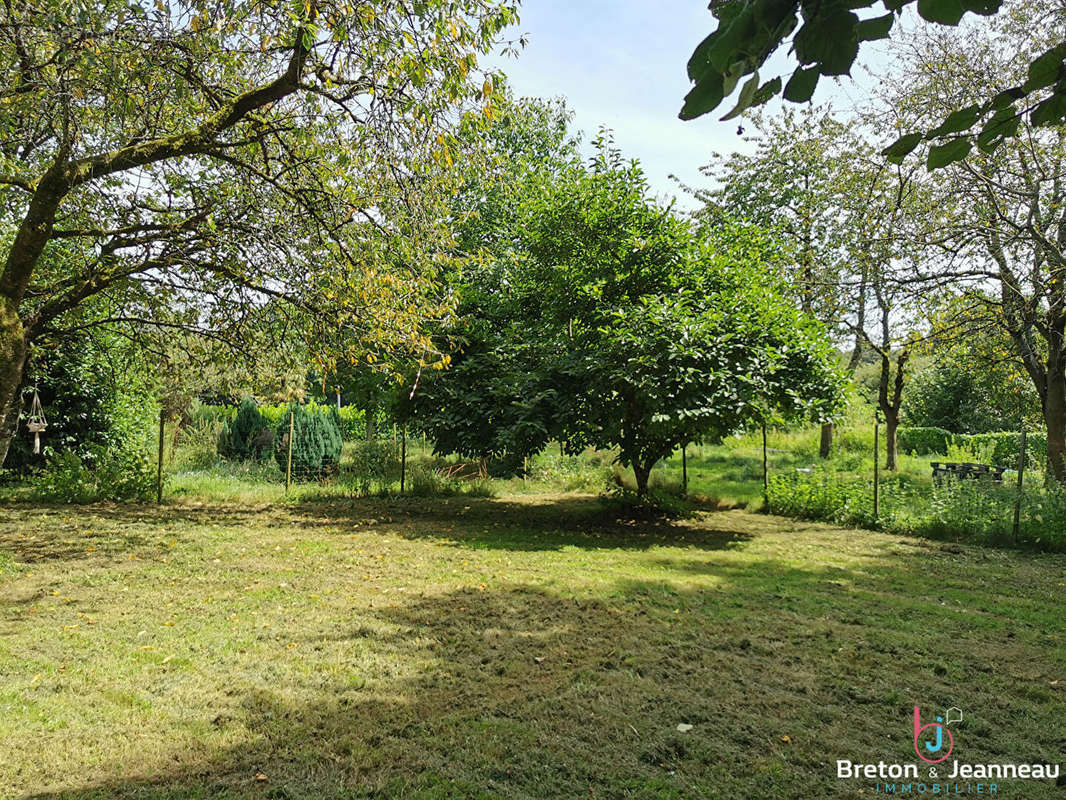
[
  {"left": 873, "top": 411, "right": 880, "bottom": 522},
  {"left": 156, "top": 409, "right": 165, "bottom": 504},
  {"left": 762, "top": 421, "right": 769, "bottom": 512},
  {"left": 286, "top": 411, "right": 294, "bottom": 493},
  {"left": 1013, "top": 427, "right": 1027, "bottom": 543}
]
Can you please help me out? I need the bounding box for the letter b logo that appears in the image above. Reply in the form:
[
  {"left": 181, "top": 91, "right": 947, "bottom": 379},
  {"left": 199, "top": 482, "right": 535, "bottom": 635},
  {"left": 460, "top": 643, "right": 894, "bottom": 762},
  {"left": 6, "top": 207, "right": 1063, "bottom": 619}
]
[{"left": 913, "top": 706, "right": 953, "bottom": 764}]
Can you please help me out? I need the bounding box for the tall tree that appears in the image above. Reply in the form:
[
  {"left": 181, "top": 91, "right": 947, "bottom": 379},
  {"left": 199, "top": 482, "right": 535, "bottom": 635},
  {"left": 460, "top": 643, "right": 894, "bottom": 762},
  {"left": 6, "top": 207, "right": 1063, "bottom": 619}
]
[
  {"left": 873, "top": 3, "right": 1066, "bottom": 480},
  {"left": 0, "top": 0, "right": 518, "bottom": 464},
  {"left": 690, "top": 109, "right": 864, "bottom": 458}
]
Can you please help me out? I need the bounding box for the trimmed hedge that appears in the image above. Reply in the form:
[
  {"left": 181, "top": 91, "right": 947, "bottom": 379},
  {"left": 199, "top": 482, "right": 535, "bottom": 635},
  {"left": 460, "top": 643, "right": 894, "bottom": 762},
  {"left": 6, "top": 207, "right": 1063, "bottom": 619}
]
[{"left": 897, "top": 427, "right": 953, "bottom": 457}]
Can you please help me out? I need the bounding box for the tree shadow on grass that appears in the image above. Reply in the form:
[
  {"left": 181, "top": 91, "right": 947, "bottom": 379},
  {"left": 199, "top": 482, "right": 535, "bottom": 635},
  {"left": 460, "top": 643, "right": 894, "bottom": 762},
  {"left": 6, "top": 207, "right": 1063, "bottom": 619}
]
[
  {"left": 0, "top": 503, "right": 262, "bottom": 568},
  {"left": 19, "top": 540, "right": 1066, "bottom": 800},
  {"left": 289, "top": 494, "right": 754, "bottom": 553}
]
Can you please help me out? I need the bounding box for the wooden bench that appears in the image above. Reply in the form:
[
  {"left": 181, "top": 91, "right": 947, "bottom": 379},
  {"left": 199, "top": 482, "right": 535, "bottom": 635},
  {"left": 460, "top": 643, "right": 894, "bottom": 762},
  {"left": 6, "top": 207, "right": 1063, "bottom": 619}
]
[{"left": 930, "top": 462, "right": 1008, "bottom": 484}]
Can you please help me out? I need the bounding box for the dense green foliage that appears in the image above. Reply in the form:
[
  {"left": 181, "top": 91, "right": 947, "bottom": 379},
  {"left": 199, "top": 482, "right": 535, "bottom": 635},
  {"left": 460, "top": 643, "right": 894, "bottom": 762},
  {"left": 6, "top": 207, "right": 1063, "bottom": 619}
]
[
  {"left": 3, "top": 335, "right": 157, "bottom": 477},
  {"left": 217, "top": 399, "right": 272, "bottom": 462},
  {"left": 898, "top": 426, "right": 1047, "bottom": 469},
  {"left": 411, "top": 120, "right": 844, "bottom": 494},
  {"left": 768, "top": 469, "right": 1066, "bottom": 551},
  {"left": 348, "top": 439, "right": 401, "bottom": 495},
  {"left": 194, "top": 402, "right": 365, "bottom": 443},
  {"left": 32, "top": 443, "right": 157, "bottom": 503},
  {"left": 897, "top": 427, "right": 955, "bottom": 456},
  {"left": 680, "top": 0, "right": 1066, "bottom": 164}
]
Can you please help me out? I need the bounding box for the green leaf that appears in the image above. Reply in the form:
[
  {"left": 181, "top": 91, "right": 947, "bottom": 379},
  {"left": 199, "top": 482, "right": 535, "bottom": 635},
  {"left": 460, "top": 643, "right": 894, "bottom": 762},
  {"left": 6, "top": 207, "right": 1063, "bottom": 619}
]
[
  {"left": 679, "top": 73, "right": 725, "bottom": 121},
  {"left": 1023, "top": 44, "right": 1066, "bottom": 93},
  {"left": 976, "top": 106, "right": 1020, "bottom": 152},
  {"left": 928, "top": 103, "right": 982, "bottom": 137},
  {"left": 927, "top": 138, "right": 972, "bottom": 169},
  {"left": 793, "top": 8, "right": 860, "bottom": 76},
  {"left": 721, "top": 71, "right": 761, "bottom": 121},
  {"left": 881, "top": 132, "right": 923, "bottom": 163},
  {"left": 750, "top": 75, "right": 783, "bottom": 107},
  {"left": 686, "top": 2, "right": 751, "bottom": 80},
  {"left": 1031, "top": 91, "right": 1066, "bottom": 128},
  {"left": 856, "top": 12, "right": 894, "bottom": 41},
  {"left": 988, "top": 87, "right": 1026, "bottom": 109},
  {"left": 783, "top": 65, "right": 820, "bottom": 103},
  {"left": 917, "top": 0, "right": 966, "bottom": 24}
]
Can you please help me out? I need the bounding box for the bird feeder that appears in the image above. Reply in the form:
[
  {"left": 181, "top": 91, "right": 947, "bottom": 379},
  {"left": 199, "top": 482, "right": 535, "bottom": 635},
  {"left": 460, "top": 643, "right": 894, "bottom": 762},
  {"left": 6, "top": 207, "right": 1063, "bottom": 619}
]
[{"left": 26, "top": 390, "right": 47, "bottom": 454}]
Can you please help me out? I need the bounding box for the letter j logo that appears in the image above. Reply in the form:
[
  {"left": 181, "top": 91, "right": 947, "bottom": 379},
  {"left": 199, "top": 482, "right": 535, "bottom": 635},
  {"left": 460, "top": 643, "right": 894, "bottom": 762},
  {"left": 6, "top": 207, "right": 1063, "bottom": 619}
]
[{"left": 913, "top": 706, "right": 953, "bottom": 764}]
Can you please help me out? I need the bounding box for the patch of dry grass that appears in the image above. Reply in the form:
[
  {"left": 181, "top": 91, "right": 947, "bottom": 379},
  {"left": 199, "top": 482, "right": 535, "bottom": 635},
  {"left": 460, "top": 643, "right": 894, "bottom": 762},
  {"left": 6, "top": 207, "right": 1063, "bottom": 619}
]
[{"left": 0, "top": 494, "right": 1064, "bottom": 798}]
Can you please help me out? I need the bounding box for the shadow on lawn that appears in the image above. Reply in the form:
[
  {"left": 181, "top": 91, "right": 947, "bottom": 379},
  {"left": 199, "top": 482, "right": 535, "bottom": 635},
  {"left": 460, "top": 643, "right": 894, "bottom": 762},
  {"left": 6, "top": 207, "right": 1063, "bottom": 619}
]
[
  {"left": 18, "top": 579, "right": 876, "bottom": 799},
  {"left": 289, "top": 494, "right": 754, "bottom": 553},
  {"left": 0, "top": 501, "right": 267, "bottom": 566},
  {"left": 23, "top": 541, "right": 1066, "bottom": 799}
]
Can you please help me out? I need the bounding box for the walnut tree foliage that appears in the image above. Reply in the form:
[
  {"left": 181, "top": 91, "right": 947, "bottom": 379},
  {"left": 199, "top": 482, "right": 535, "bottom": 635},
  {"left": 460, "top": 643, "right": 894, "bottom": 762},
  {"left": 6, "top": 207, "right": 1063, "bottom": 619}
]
[
  {"left": 0, "top": 0, "right": 518, "bottom": 465},
  {"left": 680, "top": 0, "right": 1066, "bottom": 167}
]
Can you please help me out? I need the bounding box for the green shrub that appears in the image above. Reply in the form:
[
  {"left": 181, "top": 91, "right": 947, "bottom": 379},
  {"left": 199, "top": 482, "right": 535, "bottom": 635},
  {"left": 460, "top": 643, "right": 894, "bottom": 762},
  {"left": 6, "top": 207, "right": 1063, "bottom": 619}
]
[
  {"left": 1018, "top": 488, "right": 1066, "bottom": 549},
  {"left": 218, "top": 398, "right": 273, "bottom": 461},
  {"left": 189, "top": 402, "right": 236, "bottom": 429},
  {"left": 404, "top": 463, "right": 495, "bottom": 497},
  {"left": 767, "top": 469, "right": 853, "bottom": 520},
  {"left": 911, "top": 480, "right": 1016, "bottom": 542},
  {"left": 349, "top": 438, "right": 400, "bottom": 494},
  {"left": 898, "top": 427, "right": 953, "bottom": 456},
  {"left": 337, "top": 407, "right": 365, "bottom": 440},
  {"left": 957, "top": 431, "right": 1046, "bottom": 471},
  {"left": 251, "top": 402, "right": 363, "bottom": 441},
  {"left": 599, "top": 485, "right": 695, "bottom": 519},
  {"left": 33, "top": 443, "right": 157, "bottom": 503},
  {"left": 274, "top": 404, "right": 342, "bottom": 481},
  {"left": 8, "top": 337, "right": 159, "bottom": 477}
]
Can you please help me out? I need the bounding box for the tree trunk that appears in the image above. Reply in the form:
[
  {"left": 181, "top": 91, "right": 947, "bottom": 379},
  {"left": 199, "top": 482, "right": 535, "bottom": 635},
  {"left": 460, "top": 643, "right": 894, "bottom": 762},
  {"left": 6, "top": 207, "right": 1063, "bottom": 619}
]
[
  {"left": 819, "top": 423, "right": 833, "bottom": 459},
  {"left": 884, "top": 407, "right": 899, "bottom": 473},
  {"left": 364, "top": 403, "right": 375, "bottom": 441},
  {"left": 877, "top": 348, "right": 908, "bottom": 472},
  {"left": 0, "top": 300, "right": 29, "bottom": 467},
  {"left": 632, "top": 461, "right": 652, "bottom": 496},
  {"left": 1045, "top": 343, "right": 1066, "bottom": 484}
]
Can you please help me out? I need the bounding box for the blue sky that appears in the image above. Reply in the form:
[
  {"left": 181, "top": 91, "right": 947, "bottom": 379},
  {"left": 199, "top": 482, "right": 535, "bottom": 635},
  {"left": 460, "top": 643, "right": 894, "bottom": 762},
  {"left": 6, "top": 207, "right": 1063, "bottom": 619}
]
[{"left": 487, "top": 1, "right": 866, "bottom": 207}]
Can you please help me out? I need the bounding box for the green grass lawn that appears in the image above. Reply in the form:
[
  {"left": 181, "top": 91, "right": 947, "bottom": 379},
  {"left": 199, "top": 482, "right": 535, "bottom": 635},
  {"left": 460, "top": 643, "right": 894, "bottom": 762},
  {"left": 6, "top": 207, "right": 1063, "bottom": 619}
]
[{"left": 1, "top": 493, "right": 1064, "bottom": 798}]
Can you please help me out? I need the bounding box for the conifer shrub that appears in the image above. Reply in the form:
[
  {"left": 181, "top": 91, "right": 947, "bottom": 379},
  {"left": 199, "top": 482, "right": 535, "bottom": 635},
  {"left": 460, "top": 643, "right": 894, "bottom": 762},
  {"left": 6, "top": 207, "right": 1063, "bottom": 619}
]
[
  {"left": 273, "top": 403, "right": 342, "bottom": 480},
  {"left": 217, "top": 398, "right": 272, "bottom": 461}
]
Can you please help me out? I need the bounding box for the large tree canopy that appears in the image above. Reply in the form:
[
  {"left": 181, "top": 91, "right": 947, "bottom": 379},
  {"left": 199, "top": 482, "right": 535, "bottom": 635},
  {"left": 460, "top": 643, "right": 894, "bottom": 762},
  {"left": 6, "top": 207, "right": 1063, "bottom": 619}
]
[
  {"left": 0, "top": 0, "right": 519, "bottom": 464},
  {"left": 679, "top": 0, "right": 1066, "bottom": 166},
  {"left": 409, "top": 123, "right": 845, "bottom": 494}
]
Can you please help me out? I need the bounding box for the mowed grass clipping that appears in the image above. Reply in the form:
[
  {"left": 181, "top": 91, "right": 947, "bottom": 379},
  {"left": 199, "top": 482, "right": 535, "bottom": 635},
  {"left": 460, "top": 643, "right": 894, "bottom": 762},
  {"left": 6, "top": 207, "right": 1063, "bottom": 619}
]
[{"left": 1, "top": 494, "right": 1064, "bottom": 799}]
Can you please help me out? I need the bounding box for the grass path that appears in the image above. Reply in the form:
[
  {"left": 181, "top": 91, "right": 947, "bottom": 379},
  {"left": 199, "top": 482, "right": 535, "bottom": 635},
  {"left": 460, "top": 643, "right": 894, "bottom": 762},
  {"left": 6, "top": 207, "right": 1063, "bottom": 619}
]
[{"left": 1, "top": 494, "right": 1064, "bottom": 798}]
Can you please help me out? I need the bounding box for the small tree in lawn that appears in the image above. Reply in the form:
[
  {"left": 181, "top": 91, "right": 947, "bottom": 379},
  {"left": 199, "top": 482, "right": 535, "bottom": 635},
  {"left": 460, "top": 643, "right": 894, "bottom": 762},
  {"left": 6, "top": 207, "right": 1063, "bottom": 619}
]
[{"left": 553, "top": 229, "right": 845, "bottom": 496}]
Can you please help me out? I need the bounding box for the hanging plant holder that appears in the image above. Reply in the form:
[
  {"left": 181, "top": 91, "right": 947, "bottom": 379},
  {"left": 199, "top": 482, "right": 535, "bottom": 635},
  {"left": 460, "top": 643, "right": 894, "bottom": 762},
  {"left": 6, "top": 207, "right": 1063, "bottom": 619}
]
[{"left": 26, "top": 390, "right": 48, "bottom": 454}]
